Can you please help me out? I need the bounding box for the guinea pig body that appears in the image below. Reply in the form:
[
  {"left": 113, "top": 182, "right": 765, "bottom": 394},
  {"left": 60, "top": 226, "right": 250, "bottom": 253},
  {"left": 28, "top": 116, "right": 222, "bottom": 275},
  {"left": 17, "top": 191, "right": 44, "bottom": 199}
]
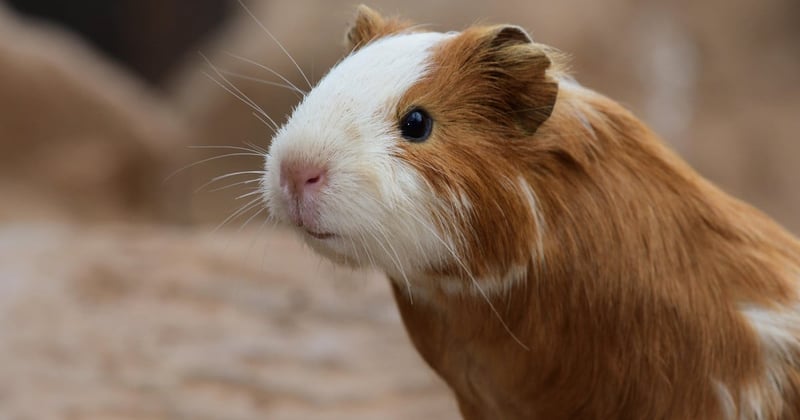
[{"left": 262, "top": 6, "right": 800, "bottom": 419}]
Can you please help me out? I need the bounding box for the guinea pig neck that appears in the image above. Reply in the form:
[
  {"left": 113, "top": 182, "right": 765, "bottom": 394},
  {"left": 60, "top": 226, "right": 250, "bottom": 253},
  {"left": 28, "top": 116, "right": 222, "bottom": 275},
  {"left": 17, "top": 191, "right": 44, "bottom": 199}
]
[{"left": 387, "top": 84, "right": 800, "bottom": 419}]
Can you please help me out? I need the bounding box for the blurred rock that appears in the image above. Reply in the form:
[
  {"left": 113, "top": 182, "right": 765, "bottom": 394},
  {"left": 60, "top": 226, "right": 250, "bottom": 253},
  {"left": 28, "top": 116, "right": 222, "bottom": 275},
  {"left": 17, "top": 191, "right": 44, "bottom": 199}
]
[
  {"left": 0, "top": 224, "right": 457, "bottom": 420},
  {"left": 5, "top": 0, "right": 232, "bottom": 85},
  {"left": 0, "top": 5, "right": 191, "bottom": 223}
]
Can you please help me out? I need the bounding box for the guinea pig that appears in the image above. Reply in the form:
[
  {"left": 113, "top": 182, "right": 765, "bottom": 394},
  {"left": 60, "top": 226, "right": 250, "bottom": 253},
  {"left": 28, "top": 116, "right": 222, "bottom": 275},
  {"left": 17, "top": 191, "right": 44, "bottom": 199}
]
[{"left": 261, "top": 5, "right": 800, "bottom": 419}]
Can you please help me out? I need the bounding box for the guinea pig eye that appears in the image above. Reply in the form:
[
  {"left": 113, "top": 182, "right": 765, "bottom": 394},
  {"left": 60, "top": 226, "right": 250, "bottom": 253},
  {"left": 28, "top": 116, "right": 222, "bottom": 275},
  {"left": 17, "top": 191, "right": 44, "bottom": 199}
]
[{"left": 399, "top": 107, "right": 433, "bottom": 142}]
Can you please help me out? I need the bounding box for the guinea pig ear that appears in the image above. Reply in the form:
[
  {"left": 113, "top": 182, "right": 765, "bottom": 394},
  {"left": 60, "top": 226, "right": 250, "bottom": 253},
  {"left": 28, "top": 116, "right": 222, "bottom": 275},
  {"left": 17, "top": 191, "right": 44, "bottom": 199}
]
[
  {"left": 488, "top": 25, "right": 534, "bottom": 47},
  {"left": 475, "top": 24, "right": 559, "bottom": 135},
  {"left": 344, "top": 5, "right": 412, "bottom": 52}
]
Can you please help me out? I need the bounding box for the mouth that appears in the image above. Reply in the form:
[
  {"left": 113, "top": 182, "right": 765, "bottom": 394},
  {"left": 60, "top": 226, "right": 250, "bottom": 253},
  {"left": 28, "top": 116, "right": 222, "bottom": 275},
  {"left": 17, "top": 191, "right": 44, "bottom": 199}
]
[{"left": 304, "top": 229, "right": 336, "bottom": 240}]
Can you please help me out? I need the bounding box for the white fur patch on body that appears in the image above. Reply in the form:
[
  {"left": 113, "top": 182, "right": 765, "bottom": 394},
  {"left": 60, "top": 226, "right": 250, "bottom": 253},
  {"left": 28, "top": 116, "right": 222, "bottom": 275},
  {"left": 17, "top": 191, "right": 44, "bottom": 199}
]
[
  {"left": 263, "top": 32, "right": 459, "bottom": 282},
  {"left": 434, "top": 178, "right": 544, "bottom": 298},
  {"left": 517, "top": 176, "right": 545, "bottom": 265},
  {"left": 557, "top": 76, "right": 603, "bottom": 141},
  {"left": 714, "top": 380, "right": 737, "bottom": 420},
  {"left": 436, "top": 263, "right": 529, "bottom": 297},
  {"left": 735, "top": 302, "right": 800, "bottom": 419}
]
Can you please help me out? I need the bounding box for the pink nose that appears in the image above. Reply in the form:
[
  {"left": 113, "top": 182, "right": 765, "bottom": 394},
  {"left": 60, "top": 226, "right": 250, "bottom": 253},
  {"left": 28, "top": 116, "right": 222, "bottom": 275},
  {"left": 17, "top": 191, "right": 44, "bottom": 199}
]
[{"left": 279, "top": 162, "right": 328, "bottom": 200}]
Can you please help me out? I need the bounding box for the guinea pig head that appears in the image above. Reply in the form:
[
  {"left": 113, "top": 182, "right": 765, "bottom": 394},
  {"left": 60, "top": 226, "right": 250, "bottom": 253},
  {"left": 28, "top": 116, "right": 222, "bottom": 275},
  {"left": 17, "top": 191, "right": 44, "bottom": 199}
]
[{"left": 262, "top": 6, "right": 559, "bottom": 294}]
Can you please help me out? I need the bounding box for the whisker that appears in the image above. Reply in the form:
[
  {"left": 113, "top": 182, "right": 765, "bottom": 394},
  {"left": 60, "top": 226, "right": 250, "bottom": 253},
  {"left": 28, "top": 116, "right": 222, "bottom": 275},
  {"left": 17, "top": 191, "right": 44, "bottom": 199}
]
[
  {"left": 195, "top": 170, "right": 267, "bottom": 193},
  {"left": 200, "top": 53, "right": 280, "bottom": 132},
  {"left": 242, "top": 211, "right": 266, "bottom": 266},
  {"left": 395, "top": 205, "right": 530, "bottom": 351},
  {"left": 237, "top": 206, "right": 266, "bottom": 235},
  {"left": 201, "top": 70, "right": 272, "bottom": 129},
  {"left": 206, "top": 178, "right": 261, "bottom": 193},
  {"left": 344, "top": 235, "right": 360, "bottom": 264},
  {"left": 189, "top": 144, "right": 263, "bottom": 154},
  {"left": 325, "top": 195, "right": 378, "bottom": 268},
  {"left": 224, "top": 52, "right": 306, "bottom": 97},
  {"left": 355, "top": 228, "right": 378, "bottom": 270},
  {"left": 163, "top": 152, "right": 263, "bottom": 183},
  {"left": 222, "top": 202, "right": 265, "bottom": 254},
  {"left": 235, "top": 189, "right": 264, "bottom": 200},
  {"left": 236, "top": 0, "right": 313, "bottom": 90},
  {"left": 251, "top": 111, "right": 279, "bottom": 131},
  {"left": 372, "top": 224, "right": 414, "bottom": 304},
  {"left": 219, "top": 69, "right": 304, "bottom": 96},
  {"left": 259, "top": 214, "right": 275, "bottom": 272},
  {"left": 243, "top": 141, "right": 268, "bottom": 155},
  {"left": 357, "top": 194, "right": 428, "bottom": 260},
  {"left": 214, "top": 196, "right": 263, "bottom": 233}
]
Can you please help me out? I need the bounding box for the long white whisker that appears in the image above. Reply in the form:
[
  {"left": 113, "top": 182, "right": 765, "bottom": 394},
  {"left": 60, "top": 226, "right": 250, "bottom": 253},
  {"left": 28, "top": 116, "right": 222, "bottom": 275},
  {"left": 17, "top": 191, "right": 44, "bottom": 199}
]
[
  {"left": 201, "top": 70, "right": 271, "bottom": 128},
  {"left": 237, "top": 206, "right": 266, "bottom": 235},
  {"left": 219, "top": 69, "right": 304, "bottom": 96},
  {"left": 345, "top": 194, "right": 416, "bottom": 303},
  {"left": 259, "top": 214, "right": 276, "bottom": 272},
  {"left": 243, "top": 141, "right": 268, "bottom": 154},
  {"left": 189, "top": 145, "right": 263, "bottom": 154},
  {"left": 214, "top": 197, "right": 263, "bottom": 233},
  {"left": 236, "top": 0, "right": 313, "bottom": 90},
  {"left": 351, "top": 206, "right": 414, "bottom": 304},
  {"left": 236, "top": 189, "right": 264, "bottom": 200},
  {"left": 224, "top": 52, "right": 306, "bottom": 97},
  {"left": 356, "top": 195, "right": 428, "bottom": 269},
  {"left": 246, "top": 211, "right": 275, "bottom": 267},
  {"left": 200, "top": 53, "right": 280, "bottom": 131},
  {"left": 345, "top": 236, "right": 360, "bottom": 264},
  {"left": 372, "top": 224, "right": 414, "bottom": 304},
  {"left": 251, "top": 111, "right": 279, "bottom": 131},
  {"left": 222, "top": 203, "right": 264, "bottom": 254},
  {"left": 195, "top": 170, "right": 267, "bottom": 193},
  {"left": 395, "top": 205, "right": 530, "bottom": 351},
  {"left": 355, "top": 228, "right": 378, "bottom": 270},
  {"left": 207, "top": 178, "right": 261, "bottom": 193},
  {"left": 164, "top": 152, "right": 262, "bottom": 183}
]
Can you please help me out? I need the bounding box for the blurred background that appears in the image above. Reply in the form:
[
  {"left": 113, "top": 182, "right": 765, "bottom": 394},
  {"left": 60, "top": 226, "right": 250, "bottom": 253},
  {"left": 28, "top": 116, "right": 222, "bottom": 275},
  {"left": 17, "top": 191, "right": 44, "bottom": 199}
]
[{"left": 0, "top": 0, "right": 797, "bottom": 418}]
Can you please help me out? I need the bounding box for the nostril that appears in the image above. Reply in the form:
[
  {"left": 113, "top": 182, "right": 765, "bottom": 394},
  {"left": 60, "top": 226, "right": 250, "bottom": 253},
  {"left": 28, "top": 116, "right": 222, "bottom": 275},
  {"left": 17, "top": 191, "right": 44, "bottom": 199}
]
[{"left": 306, "top": 174, "right": 321, "bottom": 185}]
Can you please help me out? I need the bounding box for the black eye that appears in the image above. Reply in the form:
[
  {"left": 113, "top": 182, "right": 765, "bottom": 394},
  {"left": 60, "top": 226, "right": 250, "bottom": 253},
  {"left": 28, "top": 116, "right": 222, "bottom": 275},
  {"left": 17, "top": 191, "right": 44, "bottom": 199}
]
[{"left": 399, "top": 107, "right": 433, "bottom": 142}]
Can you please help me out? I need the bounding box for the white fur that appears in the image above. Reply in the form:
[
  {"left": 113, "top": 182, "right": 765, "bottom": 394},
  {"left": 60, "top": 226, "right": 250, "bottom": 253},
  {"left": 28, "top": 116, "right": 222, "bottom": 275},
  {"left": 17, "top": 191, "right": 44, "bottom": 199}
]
[
  {"left": 517, "top": 176, "right": 545, "bottom": 265},
  {"left": 558, "top": 77, "right": 602, "bottom": 141},
  {"left": 736, "top": 302, "right": 800, "bottom": 419},
  {"left": 714, "top": 380, "right": 736, "bottom": 420},
  {"left": 438, "top": 263, "right": 529, "bottom": 297},
  {"left": 435, "top": 177, "right": 544, "bottom": 298},
  {"left": 263, "top": 32, "right": 458, "bottom": 281},
  {"left": 557, "top": 75, "right": 595, "bottom": 96}
]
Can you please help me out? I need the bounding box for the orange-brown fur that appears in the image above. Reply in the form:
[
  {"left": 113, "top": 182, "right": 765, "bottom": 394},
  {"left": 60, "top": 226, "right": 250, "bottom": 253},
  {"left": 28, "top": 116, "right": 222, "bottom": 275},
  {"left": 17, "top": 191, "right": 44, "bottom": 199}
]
[
  {"left": 349, "top": 7, "right": 800, "bottom": 419},
  {"left": 345, "top": 5, "right": 413, "bottom": 52}
]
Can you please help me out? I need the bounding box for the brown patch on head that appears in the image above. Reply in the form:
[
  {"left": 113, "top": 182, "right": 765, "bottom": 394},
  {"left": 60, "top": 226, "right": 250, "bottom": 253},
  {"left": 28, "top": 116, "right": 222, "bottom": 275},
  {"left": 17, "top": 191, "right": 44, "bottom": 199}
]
[
  {"left": 401, "top": 25, "right": 560, "bottom": 136},
  {"left": 393, "top": 24, "right": 560, "bottom": 282},
  {"left": 344, "top": 5, "right": 414, "bottom": 52}
]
